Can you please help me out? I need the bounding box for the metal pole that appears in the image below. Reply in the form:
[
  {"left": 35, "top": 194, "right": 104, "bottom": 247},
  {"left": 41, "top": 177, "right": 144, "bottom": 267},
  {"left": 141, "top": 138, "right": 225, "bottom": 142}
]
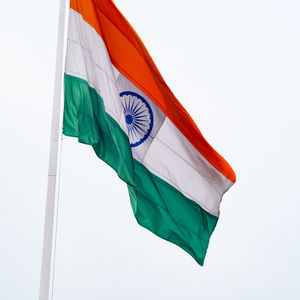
[{"left": 39, "top": 0, "right": 67, "bottom": 299}]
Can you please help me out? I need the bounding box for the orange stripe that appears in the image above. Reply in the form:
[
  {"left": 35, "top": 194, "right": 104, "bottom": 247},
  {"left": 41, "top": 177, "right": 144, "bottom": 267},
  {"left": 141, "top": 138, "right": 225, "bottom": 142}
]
[{"left": 69, "top": 0, "right": 236, "bottom": 183}]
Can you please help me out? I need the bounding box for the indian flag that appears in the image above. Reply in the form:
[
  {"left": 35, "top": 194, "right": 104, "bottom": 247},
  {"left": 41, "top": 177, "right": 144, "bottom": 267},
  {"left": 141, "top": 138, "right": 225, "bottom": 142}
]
[{"left": 63, "top": 0, "right": 236, "bottom": 265}]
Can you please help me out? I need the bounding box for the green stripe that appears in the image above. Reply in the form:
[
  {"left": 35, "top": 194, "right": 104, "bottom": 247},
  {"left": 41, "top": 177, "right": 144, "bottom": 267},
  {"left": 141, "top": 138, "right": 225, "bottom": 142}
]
[{"left": 63, "top": 74, "right": 218, "bottom": 265}]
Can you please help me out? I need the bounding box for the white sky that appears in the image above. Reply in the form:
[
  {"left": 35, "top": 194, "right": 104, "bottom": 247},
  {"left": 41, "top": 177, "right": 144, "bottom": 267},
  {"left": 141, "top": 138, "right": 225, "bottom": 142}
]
[{"left": 1, "top": 0, "right": 300, "bottom": 299}]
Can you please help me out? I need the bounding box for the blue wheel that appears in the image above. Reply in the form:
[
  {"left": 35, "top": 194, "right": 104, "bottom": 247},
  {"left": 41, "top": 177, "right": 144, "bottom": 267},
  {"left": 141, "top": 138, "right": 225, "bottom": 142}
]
[{"left": 120, "top": 91, "right": 154, "bottom": 147}]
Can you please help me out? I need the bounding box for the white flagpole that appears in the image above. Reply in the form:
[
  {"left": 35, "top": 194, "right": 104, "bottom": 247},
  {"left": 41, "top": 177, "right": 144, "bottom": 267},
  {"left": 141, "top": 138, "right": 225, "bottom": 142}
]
[{"left": 39, "top": 0, "right": 68, "bottom": 299}]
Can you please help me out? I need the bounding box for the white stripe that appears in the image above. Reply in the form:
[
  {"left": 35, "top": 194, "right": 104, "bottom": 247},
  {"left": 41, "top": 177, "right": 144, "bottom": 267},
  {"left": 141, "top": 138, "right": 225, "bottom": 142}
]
[
  {"left": 65, "top": 10, "right": 127, "bottom": 131},
  {"left": 66, "top": 9, "right": 233, "bottom": 216}
]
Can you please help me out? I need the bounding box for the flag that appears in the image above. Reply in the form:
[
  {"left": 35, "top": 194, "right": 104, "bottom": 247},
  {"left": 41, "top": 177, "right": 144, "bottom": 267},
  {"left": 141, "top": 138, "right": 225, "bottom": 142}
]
[{"left": 63, "top": 0, "right": 236, "bottom": 265}]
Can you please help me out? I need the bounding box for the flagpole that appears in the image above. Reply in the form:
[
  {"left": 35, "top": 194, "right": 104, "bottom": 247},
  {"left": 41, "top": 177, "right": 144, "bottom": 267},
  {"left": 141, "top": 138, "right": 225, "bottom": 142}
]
[{"left": 39, "top": 0, "right": 67, "bottom": 299}]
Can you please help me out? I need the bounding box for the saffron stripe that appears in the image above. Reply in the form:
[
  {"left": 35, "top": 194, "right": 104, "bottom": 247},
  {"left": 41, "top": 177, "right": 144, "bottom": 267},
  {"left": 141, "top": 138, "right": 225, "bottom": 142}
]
[{"left": 69, "top": 0, "right": 236, "bottom": 183}]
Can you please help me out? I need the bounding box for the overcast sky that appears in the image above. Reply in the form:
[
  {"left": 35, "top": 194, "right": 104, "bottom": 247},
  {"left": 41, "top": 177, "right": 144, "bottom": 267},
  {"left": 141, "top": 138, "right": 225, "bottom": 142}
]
[{"left": 1, "top": 0, "right": 300, "bottom": 299}]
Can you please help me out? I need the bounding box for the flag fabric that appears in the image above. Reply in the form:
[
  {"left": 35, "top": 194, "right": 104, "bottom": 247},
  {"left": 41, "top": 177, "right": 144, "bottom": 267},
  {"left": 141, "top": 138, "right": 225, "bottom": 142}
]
[{"left": 63, "top": 0, "right": 236, "bottom": 265}]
